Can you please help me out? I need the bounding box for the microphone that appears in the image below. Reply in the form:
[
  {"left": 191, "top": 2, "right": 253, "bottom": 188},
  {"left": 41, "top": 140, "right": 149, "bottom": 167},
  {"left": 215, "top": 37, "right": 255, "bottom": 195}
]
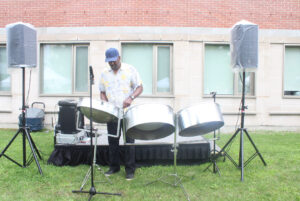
[{"left": 89, "top": 65, "right": 94, "bottom": 85}]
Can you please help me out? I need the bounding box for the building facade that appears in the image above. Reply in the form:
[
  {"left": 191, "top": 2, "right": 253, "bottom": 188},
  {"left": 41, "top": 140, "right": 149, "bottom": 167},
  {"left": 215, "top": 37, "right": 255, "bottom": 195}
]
[{"left": 0, "top": 0, "right": 299, "bottom": 131}]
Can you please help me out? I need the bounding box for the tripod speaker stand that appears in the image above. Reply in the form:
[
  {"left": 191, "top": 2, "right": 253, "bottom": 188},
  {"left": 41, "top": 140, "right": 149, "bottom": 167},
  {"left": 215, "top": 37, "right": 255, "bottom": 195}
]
[
  {"left": 217, "top": 71, "right": 267, "bottom": 181},
  {"left": 0, "top": 67, "right": 43, "bottom": 175}
]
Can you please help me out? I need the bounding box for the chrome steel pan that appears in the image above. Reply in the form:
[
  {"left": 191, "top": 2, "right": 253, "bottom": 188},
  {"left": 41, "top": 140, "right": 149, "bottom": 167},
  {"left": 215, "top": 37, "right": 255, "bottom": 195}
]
[
  {"left": 78, "top": 98, "right": 120, "bottom": 123},
  {"left": 124, "top": 104, "right": 175, "bottom": 140},
  {"left": 177, "top": 102, "right": 224, "bottom": 137}
]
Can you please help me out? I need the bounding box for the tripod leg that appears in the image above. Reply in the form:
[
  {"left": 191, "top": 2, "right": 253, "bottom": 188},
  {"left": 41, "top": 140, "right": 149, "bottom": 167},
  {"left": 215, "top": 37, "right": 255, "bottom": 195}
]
[
  {"left": 96, "top": 164, "right": 112, "bottom": 184},
  {"left": 24, "top": 129, "right": 43, "bottom": 175},
  {"left": 216, "top": 129, "right": 240, "bottom": 167},
  {"left": 27, "top": 131, "right": 43, "bottom": 160},
  {"left": 203, "top": 162, "right": 213, "bottom": 172},
  {"left": 0, "top": 129, "right": 22, "bottom": 158},
  {"left": 240, "top": 129, "right": 244, "bottom": 182},
  {"left": 80, "top": 167, "right": 92, "bottom": 191},
  {"left": 88, "top": 194, "right": 93, "bottom": 201},
  {"left": 217, "top": 129, "right": 239, "bottom": 156},
  {"left": 22, "top": 128, "right": 26, "bottom": 166},
  {"left": 179, "top": 181, "right": 191, "bottom": 201},
  {"left": 244, "top": 130, "right": 267, "bottom": 166},
  {"left": 214, "top": 161, "right": 221, "bottom": 176}
]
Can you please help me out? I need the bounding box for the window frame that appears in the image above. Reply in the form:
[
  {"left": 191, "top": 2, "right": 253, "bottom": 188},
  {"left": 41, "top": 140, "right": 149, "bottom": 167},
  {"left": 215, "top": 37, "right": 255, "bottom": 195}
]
[
  {"left": 39, "top": 42, "right": 90, "bottom": 96},
  {"left": 203, "top": 42, "right": 256, "bottom": 98},
  {"left": 283, "top": 44, "right": 300, "bottom": 98},
  {"left": 0, "top": 44, "right": 11, "bottom": 95},
  {"left": 121, "top": 42, "right": 174, "bottom": 96}
]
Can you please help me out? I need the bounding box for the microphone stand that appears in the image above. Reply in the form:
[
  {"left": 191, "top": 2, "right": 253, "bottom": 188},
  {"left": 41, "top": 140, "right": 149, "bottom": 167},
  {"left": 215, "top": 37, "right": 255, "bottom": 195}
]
[{"left": 72, "top": 66, "right": 121, "bottom": 200}]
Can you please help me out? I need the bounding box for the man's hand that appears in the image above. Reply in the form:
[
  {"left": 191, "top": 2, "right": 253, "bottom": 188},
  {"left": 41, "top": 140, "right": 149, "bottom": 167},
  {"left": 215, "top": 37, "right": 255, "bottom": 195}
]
[{"left": 123, "top": 97, "right": 133, "bottom": 108}]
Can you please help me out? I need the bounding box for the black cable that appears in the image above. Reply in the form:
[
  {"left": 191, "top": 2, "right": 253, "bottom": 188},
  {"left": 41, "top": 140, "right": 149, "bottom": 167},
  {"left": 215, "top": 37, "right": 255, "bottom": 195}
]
[
  {"left": 235, "top": 99, "right": 243, "bottom": 131},
  {"left": 25, "top": 69, "right": 32, "bottom": 106},
  {"left": 225, "top": 79, "right": 243, "bottom": 153}
]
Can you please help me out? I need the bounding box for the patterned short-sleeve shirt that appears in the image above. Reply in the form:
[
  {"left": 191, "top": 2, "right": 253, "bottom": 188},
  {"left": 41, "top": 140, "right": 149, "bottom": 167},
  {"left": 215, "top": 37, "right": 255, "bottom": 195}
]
[{"left": 99, "top": 63, "right": 142, "bottom": 108}]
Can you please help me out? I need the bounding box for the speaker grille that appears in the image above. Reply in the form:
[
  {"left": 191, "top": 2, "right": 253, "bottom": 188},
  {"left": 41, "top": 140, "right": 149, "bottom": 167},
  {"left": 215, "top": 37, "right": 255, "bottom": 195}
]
[
  {"left": 6, "top": 22, "right": 37, "bottom": 68},
  {"left": 230, "top": 21, "right": 258, "bottom": 70}
]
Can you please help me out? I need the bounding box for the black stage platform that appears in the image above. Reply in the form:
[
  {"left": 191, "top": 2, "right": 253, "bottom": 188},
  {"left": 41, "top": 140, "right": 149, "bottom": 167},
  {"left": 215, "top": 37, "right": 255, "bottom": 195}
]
[{"left": 47, "top": 143, "right": 210, "bottom": 167}]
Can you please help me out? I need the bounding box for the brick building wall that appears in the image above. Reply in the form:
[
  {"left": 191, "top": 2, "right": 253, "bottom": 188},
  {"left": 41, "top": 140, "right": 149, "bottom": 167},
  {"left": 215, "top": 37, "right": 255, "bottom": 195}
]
[{"left": 0, "top": 0, "right": 299, "bottom": 29}]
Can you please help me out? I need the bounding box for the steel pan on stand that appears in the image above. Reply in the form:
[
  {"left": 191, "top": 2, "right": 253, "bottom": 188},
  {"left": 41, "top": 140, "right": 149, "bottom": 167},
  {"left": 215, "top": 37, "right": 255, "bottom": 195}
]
[
  {"left": 176, "top": 101, "right": 225, "bottom": 177},
  {"left": 77, "top": 98, "right": 122, "bottom": 138},
  {"left": 124, "top": 103, "right": 175, "bottom": 140},
  {"left": 177, "top": 102, "right": 224, "bottom": 137},
  {"left": 78, "top": 98, "right": 121, "bottom": 124}
]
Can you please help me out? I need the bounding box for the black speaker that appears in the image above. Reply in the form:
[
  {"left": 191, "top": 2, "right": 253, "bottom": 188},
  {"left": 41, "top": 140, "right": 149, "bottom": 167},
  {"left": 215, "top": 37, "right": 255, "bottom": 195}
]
[
  {"left": 57, "top": 100, "right": 80, "bottom": 134},
  {"left": 6, "top": 22, "right": 37, "bottom": 68},
  {"left": 230, "top": 20, "right": 258, "bottom": 70}
]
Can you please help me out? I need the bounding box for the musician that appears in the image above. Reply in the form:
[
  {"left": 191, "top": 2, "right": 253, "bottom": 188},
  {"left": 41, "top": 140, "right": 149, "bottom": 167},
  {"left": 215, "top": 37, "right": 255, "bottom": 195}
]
[{"left": 99, "top": 47, "right": 143, "bottom": 180}]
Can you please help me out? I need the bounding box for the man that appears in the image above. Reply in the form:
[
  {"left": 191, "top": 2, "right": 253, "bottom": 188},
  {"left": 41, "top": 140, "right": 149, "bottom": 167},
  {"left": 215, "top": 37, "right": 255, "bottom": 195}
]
[{"left": 99, "top": 47, "right": 143, "bottom": 180}]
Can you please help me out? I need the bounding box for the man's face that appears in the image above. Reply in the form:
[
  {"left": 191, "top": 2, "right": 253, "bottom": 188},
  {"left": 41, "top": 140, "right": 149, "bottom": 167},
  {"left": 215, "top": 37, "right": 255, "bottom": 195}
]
[{"left": 109, "top": 56, "right": 121, "bottom": 71}]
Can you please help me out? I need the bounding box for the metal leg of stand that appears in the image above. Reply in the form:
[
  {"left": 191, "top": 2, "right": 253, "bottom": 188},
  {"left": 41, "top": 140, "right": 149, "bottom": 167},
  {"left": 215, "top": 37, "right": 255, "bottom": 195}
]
[
  {"left": 0, "top": 130, "right": 23, "bottom": 166},
  {"left": 27, "top": 132, "right": 43, "bottom": 160},
  {"left": 146, "top": 119, "right": 191, "bottom": 201},
  {"left": 79, "top": 133, "right": 112, "bottom": 191},
  {"left": 23, "top": 128, "right": 43, "bottom": 175},
  {"left": 80, "top": 167, "right": 92, "bottom": 191},
  {"left": 93, "top": 134, "right": 112, "bottom": 184},
  {"left": 204, "top": 130, "right": 221, "bottom": 176},
  {"left": 244, "top": 130, "right": 267, "bottom": 166},
  {"left": 240, "top": 128, "right": 244, "bottom": 181},
  {"left": 0, "top": 127, "right": 43, "bottom": 175},
  {"left": 215, "top": 129, "right": 240, "bottom": 168}
]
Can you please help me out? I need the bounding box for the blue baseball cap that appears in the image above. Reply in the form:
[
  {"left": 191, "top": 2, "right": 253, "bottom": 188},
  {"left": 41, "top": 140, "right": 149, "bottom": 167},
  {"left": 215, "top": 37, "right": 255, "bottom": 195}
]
[{"left": 105, "top": 48, "right": 119, "bottom": 62}]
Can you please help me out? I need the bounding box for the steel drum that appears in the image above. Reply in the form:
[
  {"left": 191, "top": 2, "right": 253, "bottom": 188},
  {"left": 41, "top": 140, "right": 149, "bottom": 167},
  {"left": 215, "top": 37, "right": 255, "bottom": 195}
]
[
  {"left": 78, "top": 98, "right": 120, "bottom": 123},
  {"left": 177, "top": 102, "right": 224, "bottom": 137},
  {"left": 124, "top": 104, "right": 175, "bottom": 140}
]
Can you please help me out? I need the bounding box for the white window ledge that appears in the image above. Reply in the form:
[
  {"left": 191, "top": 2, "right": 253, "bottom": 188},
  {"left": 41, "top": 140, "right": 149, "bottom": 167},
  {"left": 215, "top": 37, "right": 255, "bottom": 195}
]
[{"left": 269, "top": 112, "right": 300, "bottom": 116}]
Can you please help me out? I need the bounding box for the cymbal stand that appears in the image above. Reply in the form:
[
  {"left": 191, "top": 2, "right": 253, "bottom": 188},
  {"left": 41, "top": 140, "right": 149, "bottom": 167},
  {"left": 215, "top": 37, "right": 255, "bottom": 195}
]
[
  {"left": 72, "top": 66, "right": 121, "bottom": 200},
  {"left": 0, "top": 67, "right": 43, "bottom": 175},
  {"left": 146, "top": 116, "right": 190, "bottom": 201},
  {"left": 204, "top": 92, "right": 221, "bottom": 175}
]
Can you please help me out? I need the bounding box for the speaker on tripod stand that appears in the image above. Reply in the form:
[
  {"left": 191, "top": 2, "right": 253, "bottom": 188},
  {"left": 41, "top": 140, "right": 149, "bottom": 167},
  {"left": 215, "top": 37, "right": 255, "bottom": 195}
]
[
  {"left": 0, "top": 22, "right": 43, "bottom": 175},
  {"left": 217, "top": 20, "right": 267, "bottom": 181}
]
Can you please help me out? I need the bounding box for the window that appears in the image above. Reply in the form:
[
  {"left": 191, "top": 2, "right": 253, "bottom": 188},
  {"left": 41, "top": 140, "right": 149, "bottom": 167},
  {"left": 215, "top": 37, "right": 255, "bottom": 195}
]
[
  {"left": 204, "top": 44, "right": 255, "bottom": 96},
  {"left": 0, "top": 46, "right": 10, "bottom": 92},
  {"left": 40, "top": 44, "right": 88, "bottom": 95},
  {"left": 122, "top": 43, "right": 172, "bottom": 95},
  {"left": 284, "top": 46, "right": 300, "bottom": 96}
]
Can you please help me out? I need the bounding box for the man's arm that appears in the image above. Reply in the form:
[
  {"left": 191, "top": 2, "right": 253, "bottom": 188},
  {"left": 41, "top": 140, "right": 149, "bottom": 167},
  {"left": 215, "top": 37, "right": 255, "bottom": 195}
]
[
  {"left": 123, "top": 85, "right": 143, "bottom": 108},
  {"left": 131, "top": 85, "right": 143, "bottom": 99},
  {"left": 100, "top": 91, "right": 108, "bottom": 101}
]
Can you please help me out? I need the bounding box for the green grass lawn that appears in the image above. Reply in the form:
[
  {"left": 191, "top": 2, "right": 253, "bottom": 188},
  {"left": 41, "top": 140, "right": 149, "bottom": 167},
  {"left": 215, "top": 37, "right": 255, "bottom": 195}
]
[{"left": 0, "top": 129, "right": 300, "bottom": 201}]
